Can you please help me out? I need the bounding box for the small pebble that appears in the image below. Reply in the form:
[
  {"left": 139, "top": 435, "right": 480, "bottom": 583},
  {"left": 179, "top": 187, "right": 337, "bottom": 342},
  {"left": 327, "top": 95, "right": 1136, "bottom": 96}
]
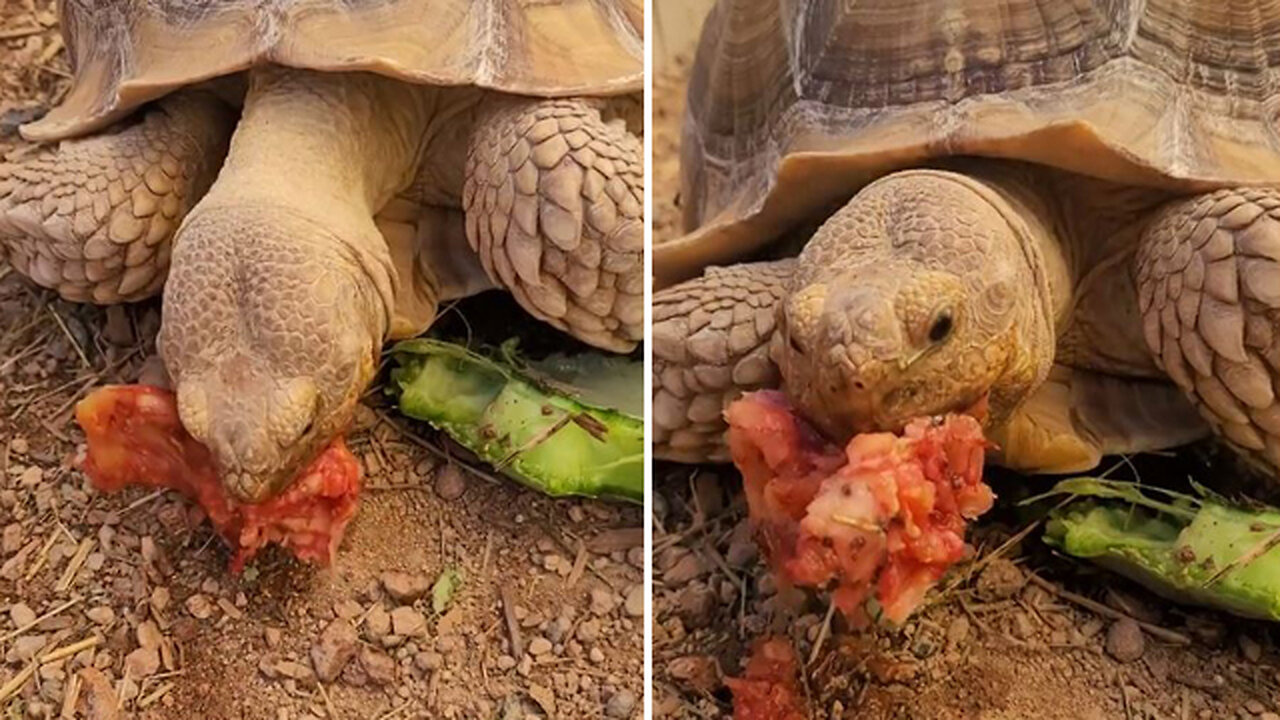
[
  {"left": 382, "top": 571, "right": 432, "bottom": 603},
  {"left": 605, "top": 689, "right": 636, "bottom": 719},
  {"left": 528, "top": 637, "right": 553, "bottom": 656},
  {"left": 1105, "top": 619, "right": 1145, "bottom": 663},
  {"left": 390, "top": 607, "right": 426, "bottom": 638},
  {"left": 185, "top": 594, "right": 213, "bottom": 620},
  {"left": 311, "top": 620, "right": 359, "bottom": 683},
  {"left": 9, "top": 603, "right": 36, "bottom": 628},
  {"left": 624, "top": 585, "right": 644, "bottom": 618},
  {"left": 589, "top": 588, "right": 616, "bottom": 616},
  {"left": 434, "top": 464, "right": 468, "bottom": 500},
  {"left": 85, "top": 606, "right": 115, "bottom": 626}
]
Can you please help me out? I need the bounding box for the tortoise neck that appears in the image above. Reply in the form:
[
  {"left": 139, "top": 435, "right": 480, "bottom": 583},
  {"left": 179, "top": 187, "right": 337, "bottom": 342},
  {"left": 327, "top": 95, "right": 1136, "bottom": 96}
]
[
  {"left": 950, "top": 160, "right": 1074, "bottom": 335},
  {"left": 209, "top": 68, "right": 435, "bottom": 215}
]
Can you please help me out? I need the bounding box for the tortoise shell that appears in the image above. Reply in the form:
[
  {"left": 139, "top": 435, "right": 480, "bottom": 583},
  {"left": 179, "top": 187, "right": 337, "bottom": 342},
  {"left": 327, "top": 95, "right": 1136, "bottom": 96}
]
[
  {"left": 26, "top": 0, "right": 643, "bottom": 142},
  {"left": 655, "top": 0, "right": 1280, "bottom": 288}
]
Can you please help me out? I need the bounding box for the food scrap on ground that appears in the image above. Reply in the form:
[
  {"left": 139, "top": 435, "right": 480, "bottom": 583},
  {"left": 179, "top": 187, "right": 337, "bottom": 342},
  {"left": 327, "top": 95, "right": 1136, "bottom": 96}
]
[
  {"left": 75, "top": 385, "right": 361, "bottom": 572},
  {"left": 727, "top": 390, "right": 994, "bottom": 625},
  {"left": 724, "top": 636, "right": 808, "bottom": 720}
]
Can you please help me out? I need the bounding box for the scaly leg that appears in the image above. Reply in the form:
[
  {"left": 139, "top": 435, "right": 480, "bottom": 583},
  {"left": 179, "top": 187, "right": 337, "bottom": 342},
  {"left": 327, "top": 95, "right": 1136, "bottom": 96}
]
[
  {"left": 1137, "top": 188, "right": 1280, "bottom": 473},
  {"left": 0, "top": 91, "right": 234, "bottom": 303},
  {"left": 652, "top": 260, "right": 792, "bottom": 462},
  {"left": 464, "top": 98, "right": 643, "bottom": 352}
]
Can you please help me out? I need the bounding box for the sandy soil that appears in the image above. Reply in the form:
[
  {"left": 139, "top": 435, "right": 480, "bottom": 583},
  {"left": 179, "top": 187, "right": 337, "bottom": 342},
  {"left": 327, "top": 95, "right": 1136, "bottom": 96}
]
[
  {"left": 651, "top": 53, "right": 1280, "bottom": 720},
  {"left": 0, "top": 4, "right": 643, "bottom": 719}
]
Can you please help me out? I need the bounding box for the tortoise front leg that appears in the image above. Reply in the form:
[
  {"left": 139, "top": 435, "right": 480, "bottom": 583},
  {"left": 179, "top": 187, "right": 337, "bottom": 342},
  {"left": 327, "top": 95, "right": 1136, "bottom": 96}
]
[
  {"left": 1137, "top": 188, "right": 1280, "bottom": 473},
  {"left": 0, "top": 91, "right": 234, "bottom": 303},
  {"left": 463, "top": 98, "right": 643, "bottom": 353},
  {"left": 653, "top": 261, "right": 791, "bottom": 463}
]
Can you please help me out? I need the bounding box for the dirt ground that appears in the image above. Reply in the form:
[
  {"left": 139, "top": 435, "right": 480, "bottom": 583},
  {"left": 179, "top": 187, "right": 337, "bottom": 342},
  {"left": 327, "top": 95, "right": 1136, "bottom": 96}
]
[
  {"left": 0, "top": 4, "right": 643, "bottom": 719},
  {"left": 652, "top": 56, "right": 1280, "bottom": 720}
]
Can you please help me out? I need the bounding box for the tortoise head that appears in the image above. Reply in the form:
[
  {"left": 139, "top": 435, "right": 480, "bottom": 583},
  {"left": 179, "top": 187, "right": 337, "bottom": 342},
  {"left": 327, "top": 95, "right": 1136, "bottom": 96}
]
[
  {"left": 772, "top": 168, "right": 1056, "bottom": 441},
  {"left": 158, "top": 206, "right": 392, "bottom": 503}
]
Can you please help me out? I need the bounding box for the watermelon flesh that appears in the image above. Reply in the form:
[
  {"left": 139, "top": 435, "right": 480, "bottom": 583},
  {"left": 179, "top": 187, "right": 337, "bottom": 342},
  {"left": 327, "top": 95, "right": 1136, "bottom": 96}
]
[
  {"left": 726, "top": 390, "right": 993, "bottom": 625},
  {"left": 75, "top": 385, "right": 361, "bottom": 572},
  {"left": 725, "top": 637, "right": 807, "bottom": 720}
]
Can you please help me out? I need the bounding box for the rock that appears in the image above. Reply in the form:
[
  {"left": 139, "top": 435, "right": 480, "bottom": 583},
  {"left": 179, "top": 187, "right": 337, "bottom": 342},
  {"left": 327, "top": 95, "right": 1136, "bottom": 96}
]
[
  {"left": 125, "top": 648, "right": 160, "bottom": 678},
  {"left": 495, "top": 654, "right": 516, "bottom": 671},
  {"left": 624, "top": 585, "right": 644, "bottom": 618},
  {"left": 12, "top": 635, "right": 46, "bottom": 663},
  {"left": 333, "top": 599, "right": 363, "bottom": 621},
  {"left": 19, "top": 466, "right": 42, "bottom": 487},
  {"left": 1245, "top": 700, "right": 1266, "bottom": 715},
  {"left": 416, "top": 652, "right": 444, "bottom": 672},
  {"left": 589, "top": 647, "right": 605, "bottom": 664},
  {"left": 135, "top": 621, "right": 162, "bottom": 651},
  {"left": 150, "top": 587, "right": 171, "bottom": 613},
  {"left": 1, "top": 523, "right": 22, "bottom": 555},
  {"left": 382, "top": 572, "right": 431, "bottom": 603},
  {"left": 390, "top": 607, "right": 426, "bottom": 638},
  {"left": 185, "top": 594, "right": 213, "bottom": 620},
  {"left": 9, "top": 602, "right": 36, "bottom": 628},
  {"left": 589, "top": 588, "right": 616, "bottom": 616},
  {"left": 359, "top": 647, "right": 396, "bottom": 686},
  {"left": 725, "top": 526, "right": 759, "bottom": 569},
  {"left": 1105, "top": 619, "right": 1145, "bottom": 663},
  {"left": 434, "top": 464, "right": 468, "bottom": 500},
  {"left": 975, "top": 558, "right": 1025, "bottom": 601},
  {"left": 85, "top": 606, "right": 115, "bottom": 626},
  {"left": 662, "top": 552, "right": 706, "bottom": 585},
  {"left": 605, "top": 689, "right": 637, "bottom": 719},
  {"left": 365, "top": 605, "right": 392, "bottom": 639},
  {"left": 9, "top": 437, "right": 27, "bottom": 455},
  {"left": 577, "top": 619, "right": 602, "bottom": 643},
  {"left": 1239, "top": 633, "right": 1263, "bottom": 663},
  {"left": 546, "top": 616, "right": 571, "bottom": 644},
  {"left": 311, "top": 621, "right": 359, "bottom": 683},
  {"left": 528, "top": 637, "right": 553, "bottom": 656},
  {"left": 264, "top": 627, "right": 282, "bottom": 649},
  {"left": 667, "top": 655, "right": 721, "bottom": 694},
  {"left": 945, "top": 616, "right": 971, "bottom": 647},
  {"left": 676, "top": 583, "right": 716, "bottom": 630},
  {"left": 277, "top": 661, "right": 316, "bottom": 688}
]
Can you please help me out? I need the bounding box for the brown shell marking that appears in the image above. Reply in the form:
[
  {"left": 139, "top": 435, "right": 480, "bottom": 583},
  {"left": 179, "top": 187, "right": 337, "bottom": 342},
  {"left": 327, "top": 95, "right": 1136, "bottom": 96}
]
[
  {"left": 657, "top": 0, "right": 1280, "bottom": 288},
  {"left": 28, "top": 0, "right": 643, "bottom": 142}
]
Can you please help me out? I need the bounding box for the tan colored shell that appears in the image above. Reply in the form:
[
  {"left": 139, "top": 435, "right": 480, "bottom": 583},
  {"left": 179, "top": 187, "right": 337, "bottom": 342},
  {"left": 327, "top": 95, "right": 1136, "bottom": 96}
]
[
  {"left": 26, "top": 0, "right": 643, "bottom": 142},
  {"left": 655, "top": 0, "right": 1280, "bottom": 288}
]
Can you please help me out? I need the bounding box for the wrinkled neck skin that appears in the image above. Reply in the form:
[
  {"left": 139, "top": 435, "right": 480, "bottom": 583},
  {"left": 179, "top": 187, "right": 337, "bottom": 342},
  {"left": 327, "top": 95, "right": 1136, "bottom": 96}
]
[
  {"left": 158, "top": 67, "right": 476, "bottom": 502},
  {"left": 776, "top": 161, "right": 1069, "bottom": 441}
]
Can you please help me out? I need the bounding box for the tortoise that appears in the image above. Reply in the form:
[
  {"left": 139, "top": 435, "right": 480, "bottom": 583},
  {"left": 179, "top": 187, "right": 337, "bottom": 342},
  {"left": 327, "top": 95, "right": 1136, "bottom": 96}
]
[
  {"left": 0, "top": 0, "right": 644, "bottom": 502},
  {"left": 653, "top": 0, "right": 1280, "bottom": 482}
]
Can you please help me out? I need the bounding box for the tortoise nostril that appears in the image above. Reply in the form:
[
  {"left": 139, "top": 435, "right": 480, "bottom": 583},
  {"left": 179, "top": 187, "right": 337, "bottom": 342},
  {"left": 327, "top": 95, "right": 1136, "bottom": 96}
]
[{"left": 852, "top": 379, "right": 866, "bottom": 391}]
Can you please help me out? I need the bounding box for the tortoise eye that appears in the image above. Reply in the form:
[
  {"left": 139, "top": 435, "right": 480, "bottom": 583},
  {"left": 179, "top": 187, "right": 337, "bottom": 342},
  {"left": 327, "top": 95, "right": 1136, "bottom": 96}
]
[{"left": 928, "top": 310, "right": 953, "bottom": 343}]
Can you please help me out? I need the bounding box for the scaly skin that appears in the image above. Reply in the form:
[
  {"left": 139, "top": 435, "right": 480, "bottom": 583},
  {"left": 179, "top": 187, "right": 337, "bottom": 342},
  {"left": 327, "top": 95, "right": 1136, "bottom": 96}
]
[
  {"left": 464, "top": 98, "right": 644, "bottom": 351},
  {"left": 1137, "top": 188, "right": 1280, "bottom": 474},
  {"left": 653, "top": 167, "right": 1062, "bottom": 459},
  {"left": 159, "top": 67, "right": 445, "bottom": 502},
  {"left": 3, "top": 66, "right": 645, "bottom": 503},
  {"left": 0, "top": 91, "right": 235, "bottom": 303},
  {"left": 776, "top": 169, "right": 1060, "bottom": 442},
  {"left": 654, "top": 162, "right": 1233, "bottom": 475}
]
